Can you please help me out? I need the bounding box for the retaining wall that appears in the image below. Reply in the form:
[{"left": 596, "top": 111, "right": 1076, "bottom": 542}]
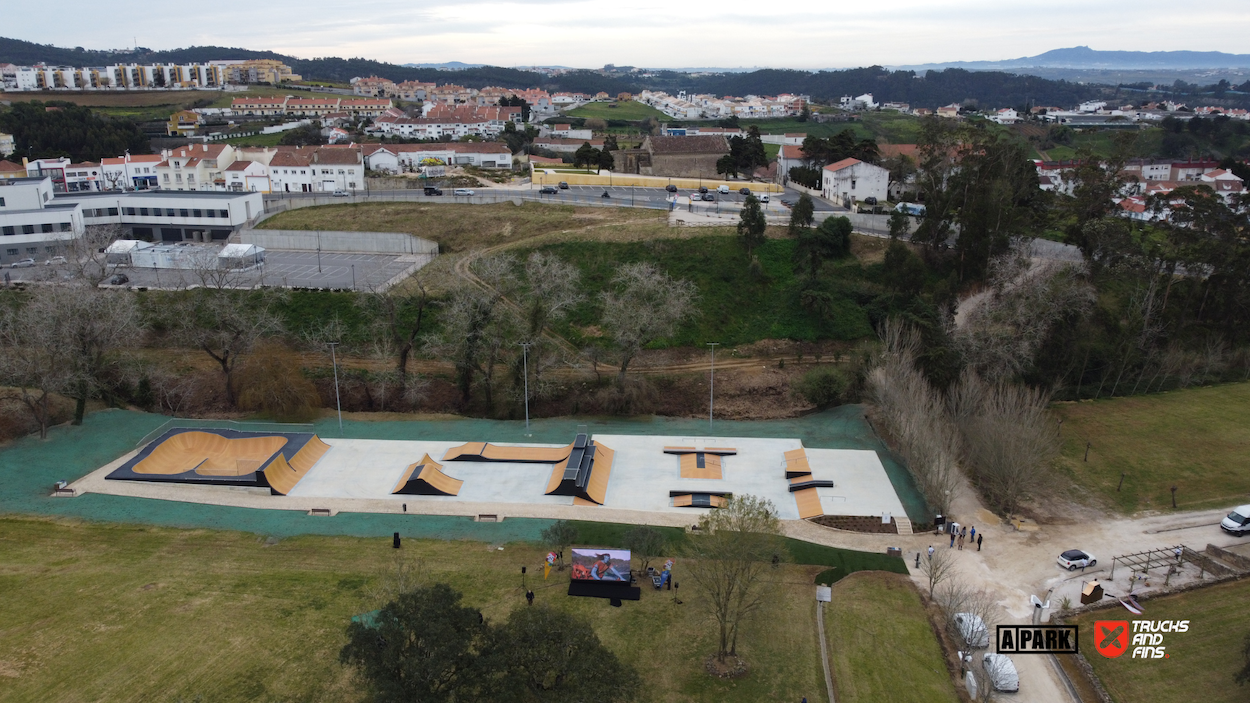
[{"left": 239, "top": 228, "right": 439, "bottom": 256}]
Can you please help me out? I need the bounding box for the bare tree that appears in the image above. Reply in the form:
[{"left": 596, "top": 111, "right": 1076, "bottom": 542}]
[
  {"left": 949, "top": 369, "right": 1059, "bottom": 517},
  {"left": 358, "top": 276, "right": 430, "bottom": 393},
  {"left": 935, "top": 583, "right": 1001, "bottom": 702},
  {"left": 623, "top": 525, "right": 667, "bottom": 575},
  {"left": 599, "top": 262, "right": 697, "bottom": 385},
  {"left": 425, "top": 274, "right": 520, "bottom": 408},
  {"left": 0, "top": 291, "right": 76, "bottom": 438},
  {"left": 920, "top": 544, "right": 958, "bottom": 594},
  {"left": 683, "top": 494, "right": 783, "bottom": 664},
  {"left": 58, "top": 287, "right": 142, "bottom": 424},
  {"left": 64, "top": 224, "right": 128, "bottom": 286},
  {"left": 172, "top": 290, "right": 284, "bottom": 407},
  {"left": 517, "top": 252, "right": 584, "bottom": 389}
]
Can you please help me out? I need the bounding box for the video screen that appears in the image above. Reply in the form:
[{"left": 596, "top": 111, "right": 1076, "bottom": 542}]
[{"left": 569, "top": 548, "right": 631, "bottom": 581}]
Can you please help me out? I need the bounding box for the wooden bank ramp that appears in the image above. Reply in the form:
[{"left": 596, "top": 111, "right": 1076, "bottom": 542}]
[
  {"left": 261, "top": 436, "right": 332, "bottom": 495},
  {"left": 442, "top": 442, "right": 573, "bottom": 463},
  {"left": 133, "top": 431, "right": 290, "bottom": 476},
  {"left": 393, "top": 454, "right": 463, "bottom": 496}
]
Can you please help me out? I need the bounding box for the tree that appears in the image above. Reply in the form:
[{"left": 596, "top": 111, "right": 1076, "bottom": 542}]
[
  {"left": 58, "top": 287, "right": 141, "bottom": 424},
  {"left": 427, "top": 282, "right": 518, "bottom": 408},
  {"left": 358, "top": 277, "right": 430, "bottom": 391},
  {"left": 623, "top": 525, "right": 666, "bottom": 574},
  {"left": 597, "top": 147, "right": 614, "bottom": 172},
  {"left": 788, "top": 193, "right": 815, "bottom": 235},
  {"left": 540, "top": 520, "right": 579, "bottom": 570},
  {"left": 794, "top": 215, "right": 851, "bottom": 279},
  {"left": 63, "top": 224, "right": 127, "bottom": 286},
  {"left": 582, "top": 117, "right": 607, "bottom": 132},
  {"left": 517, "top": 253, "right": 584, "bottom": 390},
  {"left": 277, "top": 122, "right": 327, "bottom": 146},
  {"left": 882, "top": 153, "right": 917, "bottom": 198},
  {"left": 797, "top": 104, "right": 811, "bottom": 122},
  {"left": 0, "top": 289, "right": 76, "bottom": 438},
  {"left": 0, "top": 100, "right": 148, "bottom": 162},
  {"left": 235, "top": 341, "right": 321, "bottom": 422},
  {"left": 683, "top": 495, "right": 783, "bottom": 664},
  {"left": 920, "top": 543, "right": 958, "bottom": 594},
  {"left": 882, "top": 239, "right": 927, "bottom": 297},
  {"left": 573, "top": 142, "right": 599, "bottom": 168},
  {"left": 172, "top": 290, "right": 283, "bottom": 407},
  {"left": 599, "top": 262, "right": 698, "bottom": 385},
  {"left": 737, "top": 194, "right": 767, "bottom": 259},
  {"left": 477, "top": 606, "right": 639, "bottom": 702},
  {"left": 339, "top": 584, "right": 485, "bottom": 703},
  {"left": 716, "top": 154, "right": 739, "bottom": 179}
]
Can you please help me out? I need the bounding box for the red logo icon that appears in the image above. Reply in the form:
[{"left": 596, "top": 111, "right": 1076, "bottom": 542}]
[{"left": 1095, "top": 620, "right": 1129, "bottom": 658}]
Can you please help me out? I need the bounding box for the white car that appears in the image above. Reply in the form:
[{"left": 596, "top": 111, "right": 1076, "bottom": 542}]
[
  {"left": 9, "top": 258, "right": 36, "bottom": 268},
  {"left": 1222, "top": 505, "right": 1250, "bottom": 535},
  {"left": 759, "top": 193, "right": 770, "bottom": 203},
  {"left": 44, "top": 256, "right": 66, "bottom": 266},
  {"left": 1057, "top": 549, "right": 1096, "bottom": 571},
  {"left": 954, "top": 613, "right": 989, "bottom": 648},
  {"left": 982, "top": 653, "right": 1020, "bottom": 692},
  {"left": 332, "top": 190, "right": 349, "bottom": 197},
  {"left": 717, "top": 184, "right": 730, "bottom": 194},
  {"left": 453, "top": 188, "right": 475, "bottom": 196}
]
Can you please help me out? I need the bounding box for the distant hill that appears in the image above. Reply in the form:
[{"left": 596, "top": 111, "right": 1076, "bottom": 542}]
[
  {"left": 899, "top": 46, "right": 1250, "bottom": 71},
  {"left": 402, "top": 61, "right": 486, "bottom": 70}
]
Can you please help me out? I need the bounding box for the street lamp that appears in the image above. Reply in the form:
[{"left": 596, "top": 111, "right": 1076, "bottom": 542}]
[
  {"left": 518, "top": 341, "right": 533, "bottom": 435},
  {"left": 707, "top": 342, "right": 719, "bottom": 427},
  {"left": 327, "top": 341, "right": 343, "bottom": 430}
]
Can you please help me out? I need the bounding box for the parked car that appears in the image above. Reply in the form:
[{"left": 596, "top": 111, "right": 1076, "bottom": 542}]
[
  {"left": 982, "top": 653, "right": 1020, "bottom": 692},
  {"left": 44, "top": 256, "right": 66, "bottom": 266},
  {"left": 954, "top": 613, "right": 989, "bottom": 648},
  {"left": 702, "top": 193, "right": 716, "bottom": 202},
  {"left": 453, "top": 188, "right": 475, "bottom": 196},
  {"left": 863, "top": 196, "right": 878, "bottom": 205},
  {"left": 739, "top": 187, "right": 751, "bottom": 195},
  {"left": 698, "top": 186, "right": 709, "bottom": 194},
  {"left": 759, "top": 193, "right": 770, "bottom": 203},
  {"left": 665, "top": 184, "right": 678, "bottom": 193},
  {"left": 109, "top": 273, "right": 129, "bottom": 285},
  {"left": 558, "top": 182, "right": 569, "bottom": 189},
  {"left": 717, "top": 184, "right": 730, "bottom": 194},
  {"left": 1057, "top": 549, "right": 1096, "bottom": 570},
  {"left": 10, "top": 258, "right": 36, "bottom": 268},
  {"left": 332, "top": 190, "right": 349, "bottom": 197},
  {"left": 539, "top": 186, "right": 559, "bottom": 194},
  {"left": 423, "top": 187, "right": 444, "bottom": 196},
  {"left": 1222, "top": 505, "right": 1250, "bottom": 535}
]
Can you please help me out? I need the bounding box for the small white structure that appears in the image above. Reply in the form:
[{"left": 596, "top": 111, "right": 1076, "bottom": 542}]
[
  {"left": 989, "top": 108, "right": 1020, "bottom": 125},
  {"left": 218, "top": 242, "right": 265, "bottom": 270},
  {"left": 822, "top": 158, "right": 889, "bottom": 207},
  {"left": 128, "top": 242, "right": 265, "bottom": 271},
  {"left": 103, "top": 239, "right": 153, "bottom": 265}
]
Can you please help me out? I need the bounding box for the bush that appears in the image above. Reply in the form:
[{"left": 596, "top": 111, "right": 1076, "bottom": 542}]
[
  {"left": 235, "top": 341, "right": 322, "bottom": 422},
  {"left": 795, "top": 365, "right": 849, "bottom": 407}
]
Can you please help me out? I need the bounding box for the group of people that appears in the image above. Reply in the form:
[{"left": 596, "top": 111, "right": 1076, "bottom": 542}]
[{"left": 948, "top": 524, "right": 981, "bottom": 551}]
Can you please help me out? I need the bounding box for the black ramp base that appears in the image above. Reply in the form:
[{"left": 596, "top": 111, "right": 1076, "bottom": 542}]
[{"left": 568, "top": 580, "right": 641, "bottom": 601}]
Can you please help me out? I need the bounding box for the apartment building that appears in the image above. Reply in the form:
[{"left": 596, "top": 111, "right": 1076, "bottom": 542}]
[
  {"left": 362, "top": 143, "right": 513, "bottom": 173},
  {"left": 229, "top": 96, "right": 393, "bottom": 117},
  {"left": 0, "top": 133, "right": 14, "bottom": 158},
  {"left": 0, "top": 176, "right": 83, "bottom": 264},
  {"left": 100, "top": 154, "right": 164, "bottom": 191}
]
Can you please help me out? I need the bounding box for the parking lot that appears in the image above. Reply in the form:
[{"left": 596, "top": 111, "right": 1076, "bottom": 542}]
[{"left": 2, "top": 251, "right": 430, "bottom": 292}]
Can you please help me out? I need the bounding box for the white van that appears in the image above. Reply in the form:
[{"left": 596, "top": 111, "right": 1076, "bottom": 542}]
[
  {"left": 453, "top": 188, "right": 475, "bottom": 196},
  {"left": 717, "top": 184, "right": 730, "bottom": 194},
  {"left": 1222, "top": 505, "right": 1250, "bottom": 535}
]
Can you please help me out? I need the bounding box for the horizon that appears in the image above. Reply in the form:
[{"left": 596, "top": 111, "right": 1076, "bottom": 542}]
[{"left": 7, "top": 0, "right": 1249, "bottom": 70}]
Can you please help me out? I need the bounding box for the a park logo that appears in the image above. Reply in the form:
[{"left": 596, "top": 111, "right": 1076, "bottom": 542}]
[
  {"left": 1094, "top": 620, "right": 1130, "bottom": 658},
  {"left": 995, "top": 625, "right": 1079, "bottom": 654}
]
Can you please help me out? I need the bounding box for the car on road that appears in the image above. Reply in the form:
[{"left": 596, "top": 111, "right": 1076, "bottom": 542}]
[
  {"left": 780, "top": 198, "right": 793, "bottom": 207},
  {"left": 423, "top": 187, "right": 444, "bottom": 196},
  {"left": 954, "top": 613, "right": 989, "bottom": 648},
  {"left": 332, "top": 190, "right": 349, "bottom": 197},
  {"left": 981, "top": 653, "right": 1019, "bottom": 692},
  {"left": 109, "top": 273, "right": 129, "bottom": 285},
  {"left": 759, "top": 193, "right": 770, "bottom": 203},
  {"left": 1222, "top": 505, "right": 1250, "bottom": 535},
  {"left": 539, "top": 186, "right": 559, "bottom": 194},
  {"left": 701, "top": 193, "right": 716, "bottom": 202},
  {"left": 9, "top": 258, "right": 36, "bottom": 268},
  {"left": 739, "top": 187, "right": 751, "bottom": 195},
  {"left": 44, "top": 256, "right": 66, "bottom": 266},
  {"left": 698, "top": 186, "right": 709, "bottom": 194},
  {"left": 717, "top": 185, "right": 730, "bottom": 194},
  {"left": 1057, "top": 549, "right": 1096, "bottom": 570},
  {"left": 558, "top": 182, "right": 569, "bottom": 189},
  {"left": 665, "top": 184, "right": 678, "bottom": 193},
  {"left": 453, "top": 188, "right": 475, "bottom": 196}
]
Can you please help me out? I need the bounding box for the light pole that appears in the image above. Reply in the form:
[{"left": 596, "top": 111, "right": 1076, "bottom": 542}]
[
  {"left": 707, "top": 342, "right": 719, "bottom": 427},
  {"left": 328, "top": 341, "right": 342, "bottom": 430},
  {"left": 518, "top": 342, "right": 533, "bottom": 435},
  {"left": 317, "top": 230, "right": 322, "bottom": 273}
]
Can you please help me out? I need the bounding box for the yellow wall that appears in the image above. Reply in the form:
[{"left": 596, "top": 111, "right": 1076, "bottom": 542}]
[{"left": 531, "top": 170, "right": 782, "bottom": 192}]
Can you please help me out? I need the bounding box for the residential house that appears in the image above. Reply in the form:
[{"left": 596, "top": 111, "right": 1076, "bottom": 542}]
[
  {"left": 0, "top": 133, "right": 13, "bottom": 158},
  {"left": 223, "top": 160, "right": 271, "bottom": 193},
  {"left": 167, "top": 110, "right": 200, "bottom": 136},
  {"left": 776, "top": 145, "right": 810, "bottom": 181},
  {"left": 352, "top": 76, "right": 396, "bottom": 96},
  {"left": 1199, "top": 169, "right": 1244, "bottom": 202},
  {"left": 989, "top": 108, "right": 1020, "bottom": 125},
  {"left": 362, "top": 143, "right": 513, "bottom": 173},
  {"left": 821, "top": 158, "right": 889, "bottom": 206},
  {"left": 936, "top": 104, "right": 961, "bottom": 119},
  {"left": 155, "top": 144, "right": 237, "bottom": 192}
]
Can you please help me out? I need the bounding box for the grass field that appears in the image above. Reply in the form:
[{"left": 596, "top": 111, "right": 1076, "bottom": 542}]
[
  {"left": 566, "top": 101, "right": 671, "bottom": 122},
  {"left": 222, "top": 131, "right": 288, "bottom": 147},
  {"left": 1052, "top": 383, "right": 1250, "bottom": 513},
  {"left": 1069, "top": 578, "right": 1250, "bottom": 702},
  {"left": 1, "top": 86, "right": 294, "bottom": 122},
  {"left": 824, "top": 572, "right": 959, "bottom": 703},
  {"left": 0, "top": 515, "right": 904, "bottom": 702},
  {"left": 522, "top": 236, "right": 876, "bottom": 347}
]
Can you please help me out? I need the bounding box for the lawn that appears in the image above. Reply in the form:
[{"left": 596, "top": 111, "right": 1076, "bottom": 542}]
[
  {"left": 738, "top": 118, "right": 870, "bottom": 141},
  {"left": 1069, "top": 578, "right": 1250, "bottom": 702},
  {"left": 824, "top": 572, "right": 959, "bottom": 703},
  {"left": 223, "top": 131, "right": 289, "bottom": 147},
  {"left": 521, "top": 236, "right": 876, "bottom": 347},
  {"left": 566, "top": 101, "right": 671, "bottom": 122},
  {"left": 1052, "top": 383, "right": 1250, "bottom": 513},
  {"left": 0, "top": 515, "right": 903, "bottom": 702}
]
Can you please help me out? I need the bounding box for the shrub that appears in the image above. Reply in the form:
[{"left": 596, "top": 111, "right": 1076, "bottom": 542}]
[
  {"left": 235, "top": 341, "right": 322, "bottom": 422},
  {"left": 795, "top": 366, "right": 849, "bottom": 407}
]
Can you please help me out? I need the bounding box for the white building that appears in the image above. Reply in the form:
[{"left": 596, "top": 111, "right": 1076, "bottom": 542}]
[
  {"left": 989, "top": 108, "right": 1020, "bottom": 125},
  {"left": 0, "top": 176, "right": 84, "bottom": 264},
  {"left": 0, "top": 133, "right": 13, "bottom": 158},
  {"left": 101, "top": 154, "right": 164, "bottom": 191},
  {"left": 362, "top": 143, "right": 514, "bottom": 174},
  {"left": 57, "top": 189, "right": 264, "bottom": 242},
  {"left": 821, "top": 158, "right": 889, "bottom": 207}
]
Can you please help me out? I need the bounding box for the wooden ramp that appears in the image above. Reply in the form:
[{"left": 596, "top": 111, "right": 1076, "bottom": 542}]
[
  {"left": 443, "top": 441, "right": 573, "bottom": 463},
  {"left": 793, "top": 488, "right": 824, "bottom": 519},
  {"left": 545, "top": 435, "right": 614, "bottom": 505},
  {"left": 393, "top": 454, "right": 463, "bottom": 496},
  {"left": 671, "top": 493, "right": 729, "bottom": 508},
  {"left": 261, "top": 436, "right": 332, "bottom": 495},
  {"left": 133, "top": 431, "right": 289, "bottom": 476},
  {"left": 679, "top": 453, "right": 724, "bottom": 479},
  {"left": 783, "top": 448, "right": 811, "bottom": 478}
]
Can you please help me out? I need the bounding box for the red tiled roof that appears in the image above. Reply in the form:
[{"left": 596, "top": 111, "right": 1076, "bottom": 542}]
[
  {"left": 0, "top": 159, "right": 24, "bottom": 172},
  {"left": 824, "top": 157, "right": 862, "bottom": 172},
  {"left": 780, "top": 145, "right": 806, "bottom": 159}
]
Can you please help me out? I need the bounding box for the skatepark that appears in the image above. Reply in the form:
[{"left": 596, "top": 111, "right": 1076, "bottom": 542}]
[{"left": 81, "top": 426, "right": 910, "bottom": 532}]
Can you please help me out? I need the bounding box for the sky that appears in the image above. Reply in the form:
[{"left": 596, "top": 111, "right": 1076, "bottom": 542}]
[{"left": 12, "top": 0, "right": 1250, "bottom": 69}]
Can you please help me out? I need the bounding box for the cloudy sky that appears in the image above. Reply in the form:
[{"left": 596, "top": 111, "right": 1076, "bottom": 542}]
[{"left": 13, "top": 0, "right": 1250, "bottom": 68}]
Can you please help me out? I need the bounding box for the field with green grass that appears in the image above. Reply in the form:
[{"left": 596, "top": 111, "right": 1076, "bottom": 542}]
[
  {"left": 0, "top": 515, "right": 905, "bottom": 702},
  {"left": 824, "top": 572, "right": 959, "bottom": 703},
  {"left": 1, "top": 86, "right": 294, "bottom": 123},
  {"left": 521, "top": 235, "right": 876, "bottom": 347},
  {"left": 1052, "top": 383, "right": 1250, "bottom": 513},
  {"left": 738, "top": 118, "right": 870, "bottom": 141},
  {"left": 222, "top": 131, "right": 288, "bottom": 147},
  {"left": 567, "top": 101, "right": 671, "bottom": 122},
  {"left": 1069, "top": 578, "right": 1250, "bottom": 702}
]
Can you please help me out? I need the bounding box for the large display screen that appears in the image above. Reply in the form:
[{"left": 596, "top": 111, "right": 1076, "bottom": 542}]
[{"left": 569, "top": 548, "right": 631, "bottom": 582}]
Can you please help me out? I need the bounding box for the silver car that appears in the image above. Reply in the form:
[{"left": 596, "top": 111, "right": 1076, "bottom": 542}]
[{"left": 10, "top": 258, "right": 36, "bottom": 268}]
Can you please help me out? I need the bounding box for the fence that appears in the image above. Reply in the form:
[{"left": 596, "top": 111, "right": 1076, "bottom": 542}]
[
  {"left": 261, "top": 190, "right": 679, "bottom": 217},
  {"left": 238, "top": 228, "right": 439, "bottom": 256}
]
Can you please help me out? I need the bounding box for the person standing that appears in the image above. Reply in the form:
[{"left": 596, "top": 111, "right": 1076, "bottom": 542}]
[
  {"left": 970, "top": 526, "right": 976, "bottom": 542},
  {"left": 949, "top": 530, "right": 955, "bottom": 548},
  {"left": 977, "top": 533, "right": 983, "bottom": 551},
  {"left": 928, "top": 545, "right": 935, "bottom": 560}
]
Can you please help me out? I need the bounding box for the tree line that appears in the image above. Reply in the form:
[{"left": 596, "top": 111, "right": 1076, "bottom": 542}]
[{"left": 0, "top": 101, "right": 150, "bottom": 162}]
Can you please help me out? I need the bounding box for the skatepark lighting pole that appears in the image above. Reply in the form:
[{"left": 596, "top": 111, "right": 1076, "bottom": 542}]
[
  {"left": 317, "top": 231, "right": 322, "bottom": 273},
  {"left": 328, "top": 341, "right": 343, "bottom": 430},
  {"left": 519, "top": 342, "right": 533, "bottom": 435},
  {"left": 707, "top": 342, "right": 719, "bottom": 427}
]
